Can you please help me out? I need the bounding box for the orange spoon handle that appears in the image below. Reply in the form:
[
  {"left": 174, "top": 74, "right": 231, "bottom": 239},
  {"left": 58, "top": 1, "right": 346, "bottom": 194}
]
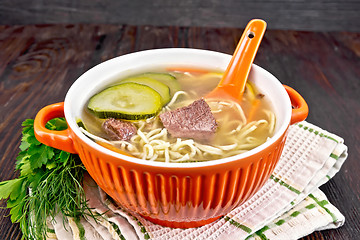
[{"left": 218, "top": 19, "right": 267, "bottom": 100}]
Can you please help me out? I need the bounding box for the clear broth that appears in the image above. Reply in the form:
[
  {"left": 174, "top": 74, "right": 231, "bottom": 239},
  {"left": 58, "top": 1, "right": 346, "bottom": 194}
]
[{"left": 81, "top": 69, "right": 276, "bottom": 162}]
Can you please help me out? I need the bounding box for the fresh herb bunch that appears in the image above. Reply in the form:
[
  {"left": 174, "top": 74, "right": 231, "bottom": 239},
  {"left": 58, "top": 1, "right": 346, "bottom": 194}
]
[{"left": 0, "top": 118, "right": 90, "bottom": 240}]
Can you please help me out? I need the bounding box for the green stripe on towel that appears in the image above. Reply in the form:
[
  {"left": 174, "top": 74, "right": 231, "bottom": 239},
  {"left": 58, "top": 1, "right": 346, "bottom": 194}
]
[
  {"left": 110, "top": 221, "right": 126, "bottom": 240},
  {"left": 290, "top": 211, "right": 301, "bottom": 217},
  {"left": 308, "top": 194, "right": 338, "bottom": 222},
  {"left": 246, "top": 195, "right": 333, "bottom": 239},
  {"left": 224, "top": 216, "right": 252, "bottom": 233},
  {"left": 270, "top": 175, "right": 301, "bottom": 194},
  {"left": 330, "top": 153, "right": 339, "bottom": 160},
  {"left": 275, "top": 219, "right": 285, "bottom": 226},
  {"left": 107, "top": 197, "right": 150, "bottom": 239},
  {"left": 133, "top": 216, "right": 151, "bottom": 239},
  {"left": 295, "top": 123, "right": 339, "bottom": 143},
  {"left": 254, "top": 225, "right": 270, "bottom": 240},
  {"left": 305, "top": 203, "right": 316, "bottom": 209}
]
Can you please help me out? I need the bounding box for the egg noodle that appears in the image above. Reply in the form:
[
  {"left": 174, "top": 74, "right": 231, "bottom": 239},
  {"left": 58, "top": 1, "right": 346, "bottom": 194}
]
[{"left": 80, "top": 91, "right": 276, "bottom": 163}]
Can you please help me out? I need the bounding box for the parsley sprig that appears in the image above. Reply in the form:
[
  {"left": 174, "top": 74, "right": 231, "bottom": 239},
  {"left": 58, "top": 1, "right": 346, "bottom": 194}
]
[{"left": 0, "top": 118, "right": 91, "bottom": 239}]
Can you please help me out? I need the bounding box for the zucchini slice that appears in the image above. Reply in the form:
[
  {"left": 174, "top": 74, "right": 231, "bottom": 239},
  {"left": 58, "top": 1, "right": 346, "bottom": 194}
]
[
  {"left": 88, "top": 83, "right": 162, "bottom": 120},
  {"left": 119, "top": 76, "right": 171, "bottom": 105},
  {"left": 136, "top": 73, "right": 181, "bottom": 96},
  {"left": 76, "top": 119, "right": 86, "bottom": 130}
]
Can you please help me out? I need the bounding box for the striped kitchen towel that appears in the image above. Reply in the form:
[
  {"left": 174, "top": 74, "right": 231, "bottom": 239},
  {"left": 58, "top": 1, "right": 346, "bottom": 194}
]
[{"left": 51, "top": 121, "right": 348, "bottom": 240}]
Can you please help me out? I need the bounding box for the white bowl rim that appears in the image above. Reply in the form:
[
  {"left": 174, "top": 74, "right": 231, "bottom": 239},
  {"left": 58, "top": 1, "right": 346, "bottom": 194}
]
[{"left": 64, "top": 48, "right": 291, "bottom": 168}]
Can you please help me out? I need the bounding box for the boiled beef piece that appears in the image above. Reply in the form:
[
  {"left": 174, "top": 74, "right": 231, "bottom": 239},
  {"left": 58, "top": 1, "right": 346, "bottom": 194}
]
[
  {"left": 102, "top": 118, "right": 137, "bottom": 141},
  {"left": 160, "top": 98, "right": 217, "bottom": 140}
]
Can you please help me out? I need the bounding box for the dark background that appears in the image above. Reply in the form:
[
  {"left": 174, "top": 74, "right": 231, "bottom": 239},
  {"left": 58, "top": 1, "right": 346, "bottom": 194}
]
[{"left": 1, "top": 0, "right": 360, "bottom": 32}]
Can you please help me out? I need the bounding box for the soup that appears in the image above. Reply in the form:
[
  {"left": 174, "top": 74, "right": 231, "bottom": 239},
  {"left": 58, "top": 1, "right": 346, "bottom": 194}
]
[{"left": 79, "top": 68, "right": 276, "bottom": 163}]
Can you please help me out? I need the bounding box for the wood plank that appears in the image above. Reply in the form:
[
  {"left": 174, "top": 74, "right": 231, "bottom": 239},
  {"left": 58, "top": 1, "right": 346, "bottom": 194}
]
[{"left": 1, "top": 0, "right": 360, "bottom": 31}]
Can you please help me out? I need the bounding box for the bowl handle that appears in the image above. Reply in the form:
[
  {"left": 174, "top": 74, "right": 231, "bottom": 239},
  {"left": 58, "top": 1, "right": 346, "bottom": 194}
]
[
  {"left": 283, "top": 85, "right": 309, "bottom": 124},
  {"left": 34, "top": 102, "right": 77, "bottom": 154}
]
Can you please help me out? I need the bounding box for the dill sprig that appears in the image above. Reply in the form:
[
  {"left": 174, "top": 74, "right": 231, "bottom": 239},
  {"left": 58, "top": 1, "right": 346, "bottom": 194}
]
[{"left": 0, "top": 118, "right": 92, "bottom": 240}]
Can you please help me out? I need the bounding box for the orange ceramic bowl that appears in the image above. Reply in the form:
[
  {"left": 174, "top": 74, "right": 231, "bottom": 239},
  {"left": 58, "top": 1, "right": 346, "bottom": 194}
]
[{"left": 34, "top": 49, "right": 308, "bottom": 228}]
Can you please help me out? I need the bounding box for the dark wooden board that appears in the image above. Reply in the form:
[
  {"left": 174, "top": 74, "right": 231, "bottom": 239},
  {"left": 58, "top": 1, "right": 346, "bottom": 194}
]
[
  {"left": 1, "top": 0, "right": 360, "bottom": 31},
  {"left": 0, "top": 24, "right": 359, "bottom": 239}
]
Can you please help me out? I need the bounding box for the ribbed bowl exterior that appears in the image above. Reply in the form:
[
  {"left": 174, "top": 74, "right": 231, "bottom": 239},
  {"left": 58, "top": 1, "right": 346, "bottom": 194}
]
[
  {"left": 73, "top": 129, "right": 287, "bottom": 228},
  {"left": 31, "top": 49, "right": 304, "bottom": 228}
]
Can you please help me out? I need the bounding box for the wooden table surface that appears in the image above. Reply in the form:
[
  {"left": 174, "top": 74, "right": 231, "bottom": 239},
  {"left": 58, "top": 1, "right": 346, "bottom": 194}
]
[{"left": 0, "top": 24, "right": 359, "bottom": 239}]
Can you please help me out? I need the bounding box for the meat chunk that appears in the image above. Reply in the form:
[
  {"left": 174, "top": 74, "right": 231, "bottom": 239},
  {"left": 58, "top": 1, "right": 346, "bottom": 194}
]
[
  {"left": 160, "top": 98, "right": 217, "bottom": 140},
  {"left": 102, "top": 118, "right": 137, "bottom": 141}
]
